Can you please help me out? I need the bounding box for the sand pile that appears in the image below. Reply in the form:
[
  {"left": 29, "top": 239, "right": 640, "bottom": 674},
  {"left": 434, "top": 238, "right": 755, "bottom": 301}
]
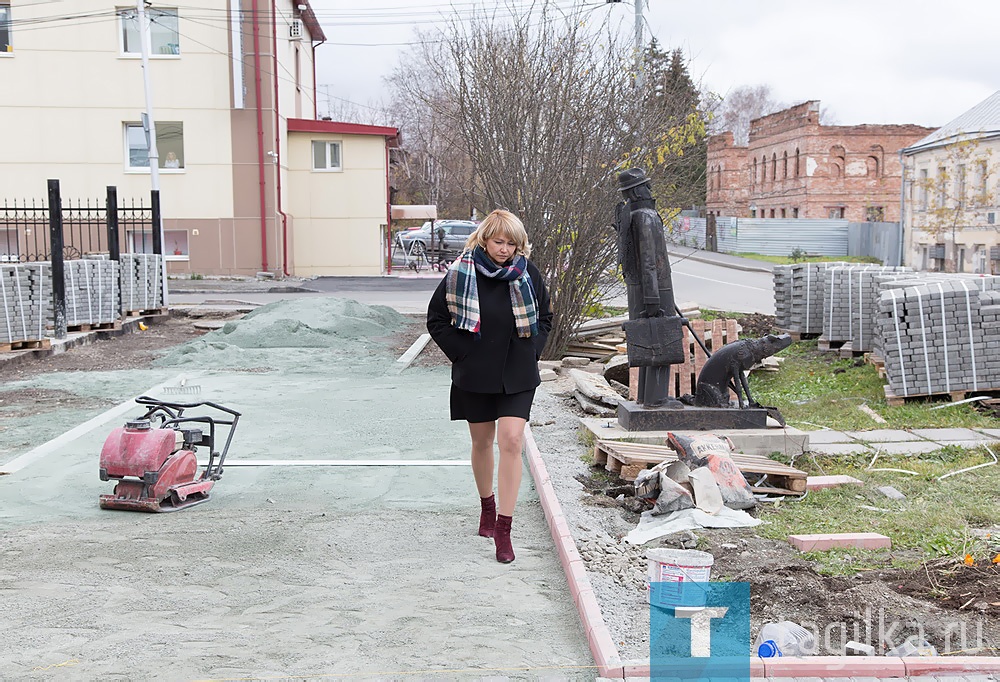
[{"left": 156, "top": 298, "right": 406, "bottom": 368}]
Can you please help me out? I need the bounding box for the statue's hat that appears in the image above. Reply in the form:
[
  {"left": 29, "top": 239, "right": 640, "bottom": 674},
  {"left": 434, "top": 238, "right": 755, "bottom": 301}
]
[{"left": 618, "top": 168, "right": 650, "bottom": 191}]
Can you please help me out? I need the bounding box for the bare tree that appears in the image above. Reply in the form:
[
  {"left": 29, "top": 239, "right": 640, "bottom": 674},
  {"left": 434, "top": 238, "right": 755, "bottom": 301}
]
[
  {"left": 390, "top": 3, "right": 709, "bottom": 356},
  {"left": 711, "top": 84, "right": 785, "bottom": 146}
]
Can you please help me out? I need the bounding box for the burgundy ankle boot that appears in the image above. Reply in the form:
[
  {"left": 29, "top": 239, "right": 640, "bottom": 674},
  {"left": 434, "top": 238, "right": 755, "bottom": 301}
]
[
  {"left": 478, "top": 495, "right": 497, "bottom": 538},
  {"left": 494, "top": 514, "right": 515, "bottom": 563}
]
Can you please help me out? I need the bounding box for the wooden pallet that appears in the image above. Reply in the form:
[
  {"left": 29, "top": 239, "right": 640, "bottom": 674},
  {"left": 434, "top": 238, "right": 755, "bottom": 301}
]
[
  {"left": 865, "top": 353, "right": 887, "bottom": 379},
  {"left": 0, "top": 338, "right": 52, "bottom": 353},
  {"left": 125, "top": 307, "right": 169, "bottom": 318},
  {"left": 668, "top": 318, "right": 740, "bottom": 400},
  {"left": 592, "top": 439, "right": 808, "bottom": 494},
  {"left": 777, "top": 328, "right": 821, "bottom": 342},
  {"left": 67, "top": 320, "right": 121, "bottom": 333},
  {"left": 883, "top": 385, "right": 1000, "bottom": 407}
]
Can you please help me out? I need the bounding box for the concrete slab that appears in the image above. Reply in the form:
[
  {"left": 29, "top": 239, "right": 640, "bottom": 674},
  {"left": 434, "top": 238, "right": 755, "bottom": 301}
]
[
  {"left": 807, "top": 443, "right": 874, "bottom": 456},
  {"left": 578, "top": 418, "right": 809, "bottom": 458},
  {"left": 801, "top": 429, "right": 853, "bottom": 445},
  {"left": 843, "top": 429, "right": 923, "bottom": 442},
  {"left": 973, "top": 428, "right": 1000, "bottom": 440},
  {"left": 869, "top": 441, "right": 944, "bottom": 456},
  {"left": 806, "top": 475, "right": 863, "bottom": 490},
  {"left": 911, "top": 427, "right": 994, "bottom": 442}
]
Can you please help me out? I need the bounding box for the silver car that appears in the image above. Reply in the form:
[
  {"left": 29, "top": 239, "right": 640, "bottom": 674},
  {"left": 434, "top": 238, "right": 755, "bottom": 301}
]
[{"left": 395, "top": 220, "right": 478, "bottom": 257}]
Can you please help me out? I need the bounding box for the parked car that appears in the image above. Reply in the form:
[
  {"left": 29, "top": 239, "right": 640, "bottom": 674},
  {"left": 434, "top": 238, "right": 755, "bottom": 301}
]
[{"left": 395, "top": 220, "right": 477, "bottom": 256}]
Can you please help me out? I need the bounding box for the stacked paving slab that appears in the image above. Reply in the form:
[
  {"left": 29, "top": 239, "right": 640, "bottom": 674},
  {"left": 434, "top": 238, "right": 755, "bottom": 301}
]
[
  {"left": 64, "top": 257, "right": 120, "bottom": 327},
  {"left": 875, "top": 275, "right": 1000, "bottom": 398},
  {"left": 820, "top": 265, "right": 912, "bottom": 352},
  {"left": 119, "top": 253, "right": 164, "bottom": 313},
  {"left": 773, "top": 262, "right": 834, "bottom": 335},
  {"left": 0, "top": 263, "right": 52, "bottom": 345}
]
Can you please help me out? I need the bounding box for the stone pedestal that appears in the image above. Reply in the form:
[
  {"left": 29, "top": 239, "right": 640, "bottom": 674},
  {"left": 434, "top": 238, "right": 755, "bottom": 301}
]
[{"left": 616, "top": 400, "right": 768, "bottom": 431}]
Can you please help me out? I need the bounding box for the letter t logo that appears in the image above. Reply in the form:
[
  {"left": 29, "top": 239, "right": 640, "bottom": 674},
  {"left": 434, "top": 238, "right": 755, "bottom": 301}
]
[{"left": 674, "top": 607, "right": 730, "bottom": 657}]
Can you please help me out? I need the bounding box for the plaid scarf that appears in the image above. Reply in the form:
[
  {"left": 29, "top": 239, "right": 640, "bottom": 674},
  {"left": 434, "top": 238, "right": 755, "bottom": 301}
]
[{"left": 445, "top": 246, "right": 539, "bottom": 338}]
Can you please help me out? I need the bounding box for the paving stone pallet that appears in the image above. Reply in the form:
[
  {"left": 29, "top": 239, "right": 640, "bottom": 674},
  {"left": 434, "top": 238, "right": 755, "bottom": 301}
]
[
  {"left": 119, "top": 254, "right": 164, "bottom": 313},
  {"left": 0, "top": 263, "right": 52, "bottom": 345},
  {"left": 64, "top": 259, "right": 119, "bottom": 326},
  {"left": 773, "top": 262, "right": 834, "bottom": 335},
  {"left": 820, "top": 264, "right": 912, "bottom": 352},
  {"left": 875, "top": 275, "right": 1000, "bottom": 400}
]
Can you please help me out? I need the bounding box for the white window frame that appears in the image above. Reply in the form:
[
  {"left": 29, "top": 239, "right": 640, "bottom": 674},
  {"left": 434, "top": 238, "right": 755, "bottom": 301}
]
[
  {"left": 124, "top": 121, "right": 185, "bottom": 172},
  {"left": 117, "top": 7, "right": 180, "bottom": 57},
  {"left": 312, "top": 141, "right": 343, "bottom": 172},
  {"left": 1, "top": 2, "right": 12, "bottom": 55}
]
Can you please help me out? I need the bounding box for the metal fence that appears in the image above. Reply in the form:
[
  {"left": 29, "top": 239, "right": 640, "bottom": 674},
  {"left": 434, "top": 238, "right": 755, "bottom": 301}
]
[
  {"left": 0, "top": 179, "right": 162, "bottom": 338},
  {"left": 667, "top": 216, "right": 901, "bottom": 264}
]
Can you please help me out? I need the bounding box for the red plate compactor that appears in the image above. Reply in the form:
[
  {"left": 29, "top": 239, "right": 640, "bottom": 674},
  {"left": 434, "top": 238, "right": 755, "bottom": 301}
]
[{"left": 99, "top": 396, "right": 241, "bottom": 512}]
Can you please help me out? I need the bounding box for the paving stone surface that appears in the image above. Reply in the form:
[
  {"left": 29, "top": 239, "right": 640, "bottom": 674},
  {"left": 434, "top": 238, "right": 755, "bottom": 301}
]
[
  {"left": 808, "top": 442, "right": 874, "bottom": 456},
  {"left": 911, "top": 428, "right": 994, "bottom": 441},
  {"left": 805, "top": 429, "right": 854, "bottom": 444},
  {"left": 844, "top": 429, "right": 923, "bottom": 442},
  {"left": 869, "top": 441, "right": 944, "bottom": 455}
]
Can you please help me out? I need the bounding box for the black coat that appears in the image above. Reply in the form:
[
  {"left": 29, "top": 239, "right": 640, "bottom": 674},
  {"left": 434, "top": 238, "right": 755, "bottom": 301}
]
[{"left": 426, "top": 259, "right": 553, "bottom": 394}]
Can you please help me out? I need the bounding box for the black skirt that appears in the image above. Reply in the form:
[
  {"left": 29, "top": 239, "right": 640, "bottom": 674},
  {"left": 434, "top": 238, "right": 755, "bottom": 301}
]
[{"left": 450, "top": 385, "right": 536, "bottom": 423}]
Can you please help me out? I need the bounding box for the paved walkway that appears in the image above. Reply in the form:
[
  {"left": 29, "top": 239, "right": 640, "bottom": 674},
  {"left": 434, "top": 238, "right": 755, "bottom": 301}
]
[{"left": 807, "top": 426, "right": 1000, "bottom": 456}]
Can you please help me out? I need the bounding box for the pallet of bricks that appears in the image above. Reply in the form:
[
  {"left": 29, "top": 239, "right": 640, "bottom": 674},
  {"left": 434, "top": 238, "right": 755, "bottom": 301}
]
[
  {"left": 818, "top": 264, "right": 913, "bottom": 357},
  {"left": 874, "top": 274, "right": 1000, "bottom": 404},
  {"left": 773, "top": 262, "right": 831, "bottom": 340},
  {"left": 120, "top": 253, "right": 165, "bottom": 316},
  {"left": 64, "top": 256, "right": 121, "bottom": 332},
  {"left": 0, "top": 263, "right": 52, "bottom": 352}
]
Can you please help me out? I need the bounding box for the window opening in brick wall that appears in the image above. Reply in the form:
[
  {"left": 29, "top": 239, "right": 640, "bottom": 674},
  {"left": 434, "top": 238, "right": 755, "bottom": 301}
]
[
  {"left": 761, "top": 156, "right": 767, "bottom": 182},
  {"left": 792, "top": 207, "right": 799, "bottom": 218},
  {"left": 769, "top": 208, "right": 775, "bottom": 218},
  {"left": 783, "top": 151, "right": 788, "bottom": 179},
  {"left": 865, "top": 206, "right": 884, "bottom": 222},
  {"left": 828, "top": 207, "right": 845, "bottom": 219},
  {"left": 780, "top": 208, "right": 786, "bottom": 218},
  {"left": 794, "top": 148, "right": 800, "bottom": 177},
  {"left": 771, "top": 153, "right": 777, "bottom": 181}
]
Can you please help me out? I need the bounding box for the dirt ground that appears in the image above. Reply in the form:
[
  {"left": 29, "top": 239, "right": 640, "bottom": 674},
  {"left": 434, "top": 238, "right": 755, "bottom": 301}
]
[{"left": 4, "top": 309, "right": 998, "bottom": 661}]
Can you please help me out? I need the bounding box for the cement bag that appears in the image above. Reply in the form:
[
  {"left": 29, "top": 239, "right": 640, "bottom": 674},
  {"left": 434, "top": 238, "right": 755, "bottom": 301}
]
[
  {"left": 667, "top": 432, "right": 737, "bottom": 467},
  {"left": 668, "top": 432, "right": 756, "bottom": 510},
  {"left": 651, "top": 476, "right": 695, "bottom": 516},
  {"left": 634, "top": 466, "right": 661, "bottom": 500}
]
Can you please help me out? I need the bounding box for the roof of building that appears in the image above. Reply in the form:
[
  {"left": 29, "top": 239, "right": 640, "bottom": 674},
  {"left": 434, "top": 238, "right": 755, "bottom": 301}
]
[
  {"left": 288, "top": 119, "right": 400, "bottom": 143},
  {"left": 904, "top": 90, "right": 1000, "bottom": 154},
  {"left": 299, "top": 1, "right": 326, "bottom": 43}
]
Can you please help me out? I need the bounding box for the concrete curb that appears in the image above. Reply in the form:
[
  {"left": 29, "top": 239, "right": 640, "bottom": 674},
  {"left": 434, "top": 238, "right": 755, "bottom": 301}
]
[
  {"left": 523, "top": 424, "right": 624, "bottom": 678},
  {"left": 522, "top": 424, "right": 1000, "bottom": 679},
  {"left": 666, "top": 247, "right": 774, "bottom": 274}
]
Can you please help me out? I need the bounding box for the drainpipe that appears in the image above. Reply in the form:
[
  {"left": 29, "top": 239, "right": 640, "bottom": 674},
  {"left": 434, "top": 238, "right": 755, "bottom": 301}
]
[
  {"left": 272, "top": 0, "right": 290, "bottom": 276},
  {"left": 312, "top": 38, "right": 325, "bottom": 120},
  {"left": 252, "top": 0, "right": 269, "bottom": 273},
  {"left": 385, "top": 143, "right": 394, "bottom": 274},
  {"left": 898, "top": 149, "right": 906, "bottom": 267}
]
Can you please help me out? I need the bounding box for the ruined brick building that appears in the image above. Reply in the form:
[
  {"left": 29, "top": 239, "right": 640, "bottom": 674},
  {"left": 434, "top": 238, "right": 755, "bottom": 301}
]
[{"left": 706, "top": 101, "right": 934, "bottom": 222}]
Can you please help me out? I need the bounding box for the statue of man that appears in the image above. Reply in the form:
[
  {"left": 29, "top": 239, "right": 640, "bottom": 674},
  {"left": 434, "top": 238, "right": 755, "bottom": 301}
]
[{"left": 615, "top": 168, "right": 683, "bottom": 407}]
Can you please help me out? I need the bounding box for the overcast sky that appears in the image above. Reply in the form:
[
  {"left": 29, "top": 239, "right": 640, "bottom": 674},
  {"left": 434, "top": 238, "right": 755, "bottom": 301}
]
[{"left": 307, "top": 0, "right": 998, "bottom": 129}]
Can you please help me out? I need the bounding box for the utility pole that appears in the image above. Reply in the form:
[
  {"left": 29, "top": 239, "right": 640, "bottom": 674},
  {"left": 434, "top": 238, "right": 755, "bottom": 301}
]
[
  {"left": 136, "top": 0, "right": 168, "bottom": 305},
  {"left": 605, "top": 0, "right": 645, "bottom": 91}
]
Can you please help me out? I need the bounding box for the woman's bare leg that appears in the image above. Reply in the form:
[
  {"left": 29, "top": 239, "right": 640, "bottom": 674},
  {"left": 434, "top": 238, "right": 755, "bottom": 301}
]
[
  {"left": 495, "top": 416, "right": 526, "bottom": 516},
  {"left": 468, "top": 421, "right": 496, "bottom": 498}
]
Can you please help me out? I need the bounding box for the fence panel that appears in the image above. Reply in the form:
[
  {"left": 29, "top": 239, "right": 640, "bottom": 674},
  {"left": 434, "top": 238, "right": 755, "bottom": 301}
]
[{"left": 848, "top": 221, "right": 901, "bottom": 266}]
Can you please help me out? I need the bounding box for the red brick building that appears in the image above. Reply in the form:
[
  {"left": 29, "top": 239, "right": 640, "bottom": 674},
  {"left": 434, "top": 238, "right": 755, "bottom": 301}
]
[{"left": 706, "top": 101, "right": 934, "bottom": 221}]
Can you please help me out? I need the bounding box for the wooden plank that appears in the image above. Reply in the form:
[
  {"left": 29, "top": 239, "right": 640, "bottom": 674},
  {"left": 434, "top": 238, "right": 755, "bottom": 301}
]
[{"left": 0, "top": 338, "right": 52, "bottom": 352}]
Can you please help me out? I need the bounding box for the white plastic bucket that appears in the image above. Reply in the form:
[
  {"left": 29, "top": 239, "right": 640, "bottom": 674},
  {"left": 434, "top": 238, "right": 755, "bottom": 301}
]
[{"left": 645, "top": 548, "right": 714, "bottom": 608}]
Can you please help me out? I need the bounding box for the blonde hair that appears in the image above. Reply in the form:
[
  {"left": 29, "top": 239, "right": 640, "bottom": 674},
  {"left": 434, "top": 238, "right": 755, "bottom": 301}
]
[{"left": 465, "top": 209, "right": 531, "bottom": 258}]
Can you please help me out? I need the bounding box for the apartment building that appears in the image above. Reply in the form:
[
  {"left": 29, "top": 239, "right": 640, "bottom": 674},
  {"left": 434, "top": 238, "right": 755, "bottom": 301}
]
[{"left": 0, "top": 0, "right": 398, "bottom": 276}]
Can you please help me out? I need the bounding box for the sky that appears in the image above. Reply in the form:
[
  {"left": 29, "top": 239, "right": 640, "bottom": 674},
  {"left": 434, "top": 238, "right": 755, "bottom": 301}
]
[{"left": 306, "top": 0, "right": 999, "bottom": 130}]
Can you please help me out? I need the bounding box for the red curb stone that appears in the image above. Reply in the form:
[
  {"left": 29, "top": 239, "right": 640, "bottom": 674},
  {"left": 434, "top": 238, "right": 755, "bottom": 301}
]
[
  {"left": 806, "top": 474, "right": 864, "bottom": 490},
  {"left": 788, "top": 532, "right": 891, "bottom": 551},
  {"left": 903, "top": 655, "right": 1000, "bottom": 676},
  {"left": 764, "top": 655, "right": 907, "bottom": 678},
  {"left": 622, "top": 660, "right": 650, "bottom": 677},
  {"left": 750, "top": 657, "right": 765, "bottom": 677},
  {"left": 523, "top": 424, "right": 622, "bottom": 678}
]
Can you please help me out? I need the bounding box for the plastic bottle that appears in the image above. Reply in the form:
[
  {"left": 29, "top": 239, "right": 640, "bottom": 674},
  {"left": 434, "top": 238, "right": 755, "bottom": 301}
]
[{"left": 754, "top": 621, "right": 816, "bottom": 657}]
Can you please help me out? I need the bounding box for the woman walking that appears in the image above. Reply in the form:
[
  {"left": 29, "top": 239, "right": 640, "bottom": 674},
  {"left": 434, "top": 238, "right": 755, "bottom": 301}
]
[{"left": 426, "top": 210, "right": 552, "bottom": 563}]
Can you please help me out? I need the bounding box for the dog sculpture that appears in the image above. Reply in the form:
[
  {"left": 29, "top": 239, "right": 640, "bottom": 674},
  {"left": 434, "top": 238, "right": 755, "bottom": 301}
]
[{"left": 691, "top": 334, "right": 792, "bottom": 410}]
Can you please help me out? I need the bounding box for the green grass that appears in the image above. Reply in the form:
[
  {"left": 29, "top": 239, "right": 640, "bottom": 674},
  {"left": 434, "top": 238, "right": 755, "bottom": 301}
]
[
  {"left": 757, "top": 447, "right": 1000, "bottom": 574},
  {"left": 751, "top": 340, "right": 998, "bottom": 431}
]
